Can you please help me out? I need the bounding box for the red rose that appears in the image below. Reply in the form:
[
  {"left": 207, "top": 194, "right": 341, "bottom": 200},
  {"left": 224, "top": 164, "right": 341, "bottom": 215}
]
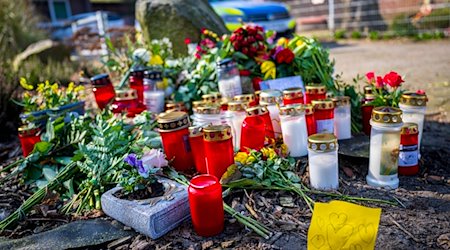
[
  {"left": 275, "top": 48, "right": 295, "bottom": 64},
  {"left": 365, "top": 72, "right": 375, "bottom": 83},
  {"left": 383, "top": 71, "right": 404, "bottom": 88},
  {"left": 375, "top": 76, "right": 384, "bottom": 88},
  {"left": 184, "top": 38, "right": 191, "bottom": 45},
  {"left": 416, "top": 89, "right": 426, "bottom": 95}
]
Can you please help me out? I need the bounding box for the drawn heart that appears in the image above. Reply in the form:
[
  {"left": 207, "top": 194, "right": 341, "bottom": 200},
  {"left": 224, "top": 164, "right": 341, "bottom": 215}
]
[
  {"left": 329, "top": 213, "right": 348, "bottom": 231},
  {"left": 349, "top": 243, "right": 363, "bottom": 250},
  {"left": 316, "top": 216, "right": 325, "bottom": 230},
  {"left": 310, "top": 234, "right": 326, "bottom": 249},
  {"left": 358, "top": 224, "right": 375, "bottom": 244},
  {"left": 326, "top": 224, "right": 354, "bottom": 250}
]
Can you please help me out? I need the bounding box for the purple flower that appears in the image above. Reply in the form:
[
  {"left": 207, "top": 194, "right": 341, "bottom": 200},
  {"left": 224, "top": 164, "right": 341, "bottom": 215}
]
[{"left": 125, "top": 153, "right": 149, "bottom": 178}]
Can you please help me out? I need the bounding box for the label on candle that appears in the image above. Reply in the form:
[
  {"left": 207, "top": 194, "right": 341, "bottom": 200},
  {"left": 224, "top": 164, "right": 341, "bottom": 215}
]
[
  {"left": 316, "top": 119, "right": 334, "bottom": 134},
  {"left": 183, "top": 134, "right": 192, "bottom": 153},
  {"left": 398, "top": 144, "right": 418, "bottom": 167}
]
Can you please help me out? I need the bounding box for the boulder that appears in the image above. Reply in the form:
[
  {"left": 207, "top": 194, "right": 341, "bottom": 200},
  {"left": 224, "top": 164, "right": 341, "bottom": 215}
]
[{"left": 136, "top": 0, "right": 229, "bottom": 56}]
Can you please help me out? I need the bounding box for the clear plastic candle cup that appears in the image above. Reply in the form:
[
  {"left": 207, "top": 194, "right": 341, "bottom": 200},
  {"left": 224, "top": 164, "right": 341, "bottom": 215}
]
[
  {"left": 332, "top": 96, "right": 352, "bottom": 140},
  {"left": 279, "top": 105, "right": 308, "bottom": 157},
  {"left": 259, "top": 89, "right": 283, "bottom": 138},
  {"left": 399, "top": 92, "right": 427, "bottom": 158},
  {"left": 308, "top": 133, "right": 339, "bottom": 190}
]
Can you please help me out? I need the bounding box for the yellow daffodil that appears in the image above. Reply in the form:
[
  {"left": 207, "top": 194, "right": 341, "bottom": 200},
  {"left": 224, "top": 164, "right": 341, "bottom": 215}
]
[
  {"left": 234, "top": 152, "right": 248, "bottom": 165},
  {"left": 51, "top": 83, "right": 59, "bottom": 93},
  {"left": 246, "top": 155, "right": 257, "bottom": 164},
  {"left": 23, "top": 92, "right": 31, "bottom": 98},
  {"left": 37, "top": 83, "right": 45, "bottom": 93},
  {"left": 74, "top": 85, "right": 85, "bottom": 93},
  {"left": 296, "top": 39, "right": 304, "bottom": 47},
  {"left": 149, "top": 54, "right": 164, "bottom": 65},
  {"left": 261, "top": 147, "right": 277, "bottom": 160},
  {"left": 277, "top": 37, "right": 289, "bottom": 47},
  {"left": 261, "top": 61, "right": 276, "bottom": 80},
  {"left": 67, "top": 82, "right": 74, "bottom": 92},
  {"left": 280, "top": 144, "right": 289, "bottom": 157},
  {"left": 19, "top": 77, "right": 33, "bottom": 90}
]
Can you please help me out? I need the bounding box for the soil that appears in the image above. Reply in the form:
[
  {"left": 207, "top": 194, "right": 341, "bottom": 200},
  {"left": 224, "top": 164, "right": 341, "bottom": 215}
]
[{"left": 113, "top": 181, "right": 165, "bottom": 201}]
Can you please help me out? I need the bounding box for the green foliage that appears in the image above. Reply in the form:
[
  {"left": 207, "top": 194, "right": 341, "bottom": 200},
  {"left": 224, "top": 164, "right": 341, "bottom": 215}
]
[
  {"left": 419, "top": 7, "right": 450, "bottom": 30},
  {"left": 390, "top": 14, "right": 418, "bottom": 37},
  {"left": 369, "top": 31, "right": 380, "bottom": 40},
  {"left": 334, "top": 74, "right": 363, "bottom": 133},
  {"left": 350, "top": 31, "right": 362, "bottom": 39},
  {"left": 334, "top": 29, "right": 346, "bottom": 40}
]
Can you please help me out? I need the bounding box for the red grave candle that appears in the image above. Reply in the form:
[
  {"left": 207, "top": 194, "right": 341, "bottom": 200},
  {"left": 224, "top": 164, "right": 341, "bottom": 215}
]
[
  {"left": 254, "top": 90, "right": 261, "bottom": 106},
  {"left": 312, "top": 99, "right": 335, "bottom": 134},
  {"left": 245, "top": 106, "right": 275, "bottom": 140},
  {"left": 304, "top": 84, "right": 326, "bottom": 104},
  {"left": 157, "top": 111, "right": 194, "bottom": 172},
  {"left": 240, "top": 115, "right": 265, "bottom": 152},
  {"left": 111, "top": 88, "right": 139, "bottom": 117},
  {"left": 362, "top": 87, "right": 375, "bottom": 135},
  {"left": 234, "top": 94, "right": 257, "bottom": 107},
  {"left": 398, "top": 123, "right": 419, "bottom": 176},
  {"left": 283, "top": 87, "right": 304, "bottom": 105},
  {"left": 203, "top": 125, "right": 234, "bottom": 179},
  {"left": 189, "top": 126, "right": 207, "bottom": 174},
  {"left": 304, "top": 104, "right": 317, "bottom": 136},
  {"left": 90, "top": 74, "right": 116, "bottom": 110},
  {"left": 129, "top": 67, "right": 145, "bottom": 105},
  {"left": 18, "top": 126, "right": 41, "bottom": 157},
  {"left": 188, "top": 174, "right": 224, "bottom": 237}
]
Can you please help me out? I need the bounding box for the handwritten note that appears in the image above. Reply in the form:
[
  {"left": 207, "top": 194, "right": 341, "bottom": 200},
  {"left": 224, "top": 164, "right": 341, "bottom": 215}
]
[
  {"left": 308, "top": 200, "right": 381, "bottom": 250},
  {"left": 259, "top": 76, "right": 304, "bottom": 91}
]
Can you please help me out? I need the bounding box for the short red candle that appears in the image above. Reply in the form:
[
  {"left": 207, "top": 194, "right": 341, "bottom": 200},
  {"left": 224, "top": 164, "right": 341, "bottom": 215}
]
[
  {"left": 304, "top": 84, "right": 326, "bottom": 104},
  {"left": 361, "top": 94, "right": 375, "bottom": 136},
  {"left": 18, "top": 127, "right": 41, "bottom": 157},
  {"left": 282, "top": 87, "right": 304, "bottom": 105},
  {"left": 398, "top": 123, "right": 419, "bottom": 176},
  {"left": 240, "top": 115, "right": 265, "bottom": 152},
  {"left": 188, "top": 174, "right": 224, "bottom": 237},
  {"left": 157, "top": 112, "right": 194, "bottom": 172},
  {"left": 312, "top": 99, "right": 335, "bottom": 134},
  {"left": 189, "top": 127, "right": 207, "bottom": 174},
  {"left": 91, "top": 74, "right": 116, "bottom": 109},
  {"left": 203, "top": 125, "right": 234, "bottom": 179},
  {"left": 129, "top": 67, "right": 145, "bottom": 105},
  {"left": 304, "top": 104, "right": 317, "bottom": 136},
  {"left": 111, "top": 89, "right": 139, "bottom": 117},
  {"left": 244, "top": 106, "right": 275, "bottom": 140}
]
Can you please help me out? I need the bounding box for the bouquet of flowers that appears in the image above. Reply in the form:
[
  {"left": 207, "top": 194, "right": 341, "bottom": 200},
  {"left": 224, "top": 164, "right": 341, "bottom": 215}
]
[{"left": 365, "top": 71, "right": 405, "bottom": 107}]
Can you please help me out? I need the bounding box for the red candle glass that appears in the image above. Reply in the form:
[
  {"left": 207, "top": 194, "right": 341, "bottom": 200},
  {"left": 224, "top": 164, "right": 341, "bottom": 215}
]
[
  {"left": 157, "top": 111, "right": 194, "bottom": 171},
  {"left": 240, "top": 112, "right": 266, "bottom": 152},
  {"left": 18, "top": 126, "right": 41, "bottom": 157},
  {"left": 189, "top": 126, "right": 207, "bottom": 174},
  {"left": 283, "top": 87, "right": 304, "bottom": 105},
  {"left": 312, "top": 99, "right": 335, "bottom": 134},
  {"left": 203, "top": 125, "right": 234, "bottom": 179},
  {"left": 188, "top": 174, "right": 224, "bottom": 237},
  {"left": 362, "top": 90, "right": 375, "bottom": 135},
  {"left": 304, "top": 104, "right": 317, "bottom": 136},
  {"left": 111, "top": 89, "right": 139, "bottom": 117},
  {"left": 398, "top": 123, "right": 419, "bottom": 176},
  {"left": 91, "top": 74, "right": 116, "bottom": 109},
  {"left": 129, "top": 67, "right": 145, "bottom": 105},
  {"left": 304, "top": 84, "right": 326, "bottom": 104},
  {"left": 234, "top": 94, "right": 257, "bottom": 107},
  {"left": 245, "top": 106, "right": 275, "bottom": 140}
]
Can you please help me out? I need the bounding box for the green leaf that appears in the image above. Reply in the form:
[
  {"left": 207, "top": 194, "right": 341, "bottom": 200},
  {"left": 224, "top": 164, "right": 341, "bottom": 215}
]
[
  {"left": 36, "top": 179, "right": 49, "bottom": 189},
  {"left": 43, "top": 166, "right": 57, "bottom": 181},
  {"left": 54, "top": 156, "right": 72, "bottom": 166},
  {"left": 33, "top": 141, "right": 53, "bottom": 154}
]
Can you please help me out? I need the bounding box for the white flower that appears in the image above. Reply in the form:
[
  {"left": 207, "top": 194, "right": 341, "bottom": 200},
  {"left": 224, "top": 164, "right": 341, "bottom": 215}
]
[{"left": 132, "top": 48, "right": 150, "bottom": 63}]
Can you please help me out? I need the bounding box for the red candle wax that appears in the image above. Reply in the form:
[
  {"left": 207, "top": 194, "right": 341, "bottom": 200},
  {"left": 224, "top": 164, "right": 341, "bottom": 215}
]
[
  {"left": 157, "top": 111, "right": 194, "bottom": 172},
  {"left": 304, "top": 84, "right": 326, "bottom": 104},
  {"left": 312, "top": 99, "right": 335, "bottom": 134},
  {"left": 203, "top": 125, "right": 234, "bottom": 179},
  {"left": 18, "top": 127, "right": 41, "bottom": 157},
  {"left": 304, "top": 104, "right": 317, "bottom": 136},
  {"left": 282, "top": 87, "right": 304, "bottom": 105},
  {"left": 189, "top": 127, "right": 207, "bottom": 174},
  {"left": 90, "top": 74, "right": 116, "bottom": 110},
  {"left": 240, "top": 115, "right": 265, "bottom": 152},
  {"left": 188, "top": 174, "right": 224, "bottom": 237},
  {"left": 398, "top": 123, "right": 419, "bottom": 176}
]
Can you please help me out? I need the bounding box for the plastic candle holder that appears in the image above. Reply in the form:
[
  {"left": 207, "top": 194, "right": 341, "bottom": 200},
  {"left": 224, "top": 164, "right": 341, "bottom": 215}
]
[
  {"left": 203, "top": 125, "right": 234, "bottom": 179},
  {"left": 311, "top": 99, "right": 335, "bottom": 134},
  {"left": 332, "top": 96, "right": 352, "bottom": 140},
  {"left": 399, "top": 92, "right": 427, "bottom": 158},
  {"left": 259, "top": 90, "right": 283, "bottom": 138},
  {"left": 367, "top": 107, "right": 403, "bottom": 189},
  {"left": 18, "top": 126, "right": 41, "bottom": 157},
  {"left": 129, "top": 67, "right": 146, "bottom": 105},
  {"left": 192, "top": 105, "right": 226, "bottom": 127},
  {"left": 226, "top": 101, "right": 247, "bottom": 151},
  {"left": 90, "top": 74, "right": 116, "bottom": 110},
  {"left": 111, "top": 89, "right": 139, "bottom": 117},
  {"left": 279, "top": 105, "right": 308, "bottom": 157},
  {"left": 240, "top": 115, "right": 265, "bottom": 153},
  {"left": 245, "top": 106, "right": 275, "bottom": 140},
  {"left": 254, "top": 90, "right": 261, "bottom": 106},
  {"left": 216, "top": 58, "right": 242, "bottom": 98},
  {"left": 304, "top": 104, "right": 317, "bottom": 136},
  {"left": 189, "top": 126, "right": 207, "bottom": 174},
  {"left": 398, "top": 123, "right": 419, "bottom": 176},
  {"left": 308, "top": 133, "right": 339, "bottom": 190},
  {"left": 233, "top": 94, "right": 257, "bottom": 107},
  {"left": 157, "top": 111, "right": 194, "bottom": 172},
  {"left": 282, "top": 87, "right": 304, "bottom": 105},
  {"left": 304, "top": 84, "right": 326, "bottom": 104},
  {"left": 188, "top": 174, "right": 224, "bottom": 237}
]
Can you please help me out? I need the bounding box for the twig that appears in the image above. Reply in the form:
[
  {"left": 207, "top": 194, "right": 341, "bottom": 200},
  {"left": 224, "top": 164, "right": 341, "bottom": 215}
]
[
  {"left": 390, "top": 216, "right": 421, "bottom": 243},
  {"left": 392, "top": 196, "right": 406, "bottom": 209},
  {"left": 245, "top": 203, "right": 259, "bottom": 219}
]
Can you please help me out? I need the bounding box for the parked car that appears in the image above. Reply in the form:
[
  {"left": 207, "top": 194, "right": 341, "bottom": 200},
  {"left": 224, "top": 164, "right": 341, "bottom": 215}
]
[{"left": 210, "top": 0, "right": 296, "bottom": 36}]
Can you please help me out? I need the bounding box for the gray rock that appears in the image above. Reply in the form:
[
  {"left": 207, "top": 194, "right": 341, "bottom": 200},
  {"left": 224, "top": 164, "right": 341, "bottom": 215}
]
[
  {"left": 101, "top": 177, "right": 190, "bottom": 239},
  {"left": 136, "top": 0, "right": 229, "bottom": 56}
]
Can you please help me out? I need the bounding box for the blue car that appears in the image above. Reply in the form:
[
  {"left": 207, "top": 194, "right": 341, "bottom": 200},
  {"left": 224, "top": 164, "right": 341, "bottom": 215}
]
[{"left": 210, "top": 0, "right": 296, "bottom": 36}]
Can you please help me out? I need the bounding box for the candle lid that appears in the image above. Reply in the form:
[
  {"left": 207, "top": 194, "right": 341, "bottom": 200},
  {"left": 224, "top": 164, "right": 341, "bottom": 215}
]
[
  {"left": 245, "top": 106, "right": 269, "bottom": 117},
  {"left": 259, "top": 89, "right": 282, "bottom": 105},
  {"left": 400, "top": 92, "right": 428, "bottom": 107},
  {"left": 371, "top": 106, "right": 402, "bottom": 124},
  {"left": 189, "top": 174, "right": 219, "bottom": 190},
  {"left": 166, "top": 101, "right": 185, "bottom": 110},
  {"left": 233, "top": 94, "right": 255, "bottom": 103},
  {"left": 331, "top": 96, "right": 351, "bottom": 107},
  {"left": 305, "top": 84, "right": 326, "bottom": 94},
  {"left": 90, "top": 73, "right": 111, "bottom": 86},
  {"left": 195, "top": 105, "right": 221, "bottom": 115},
  {"left": 308, "top": 133, "right": 338, "bottom": 152},
  {"left": 364, "top": 85, "right": 373, "bottom": 95},
  {"left": 282, "top": 87, "right": 303, "bottom": 100},
  {"left": 279, "top": 104, "right": 304, "bottom": 116},
  {"left": 401, "top": 122, "right": 418, "bottom": 135},
  {"left": 255, "top": 90, "right": 261, "bottom": 98},
  {"left": 311, "top": 99, "right": 335, "bottom": 110},
  {"left": 304, "top": 104, "right": 314, "bottom": 115},
  {"left": 228, "top": 101, "right": 246, "bottom": 112},
  {"left": 130, "top": 66, "right": 147, "bottom": 77},
  {"left": 220, "top": 97, "right": 233, "bottom": 106},
  {"left": 192, "top": 100, "right": 205, "bottom": 109},
  {"left": 144, "top": 70, "right": 162, "bottom": 80},
  {"left": 189, "top": 126, "right": 203, "bottom": 137},
  {"left": 202, "top": 93, "right": 220, "bottom": 103},
  {"left": 115, "top": 89, "right": 137, "bottom": 101},
  {"left": 157, "top": 111, "right": 190, "bottom": 132},
  {"left": 326, "top": 91, "right": 335, "bottom": 99},
  {"left": 203, "top": 125, "right": 232, "bottom": 141},
  {"left": 364, "top": 94, "right": 375, "bottom": 101},
  {"left": 18, "top": 126, "right": 41, "bottom": 136}
]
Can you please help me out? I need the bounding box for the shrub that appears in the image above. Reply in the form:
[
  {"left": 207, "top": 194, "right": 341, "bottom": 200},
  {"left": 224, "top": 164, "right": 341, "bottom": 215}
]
[
  {"left": 390, "top": 14, "right": 418, "bottom": 37},
  {"left": 334, "top": 29, "right": 346, "bottom": 40},
  {"left": 351, "top": 31, "right": 362, "bottom": 39},
  {"left": 369, "top": 31, "right": 380, "bottom": 40},
  {"left": 419, "top": 7, "right": 450, "bottom": 30}
]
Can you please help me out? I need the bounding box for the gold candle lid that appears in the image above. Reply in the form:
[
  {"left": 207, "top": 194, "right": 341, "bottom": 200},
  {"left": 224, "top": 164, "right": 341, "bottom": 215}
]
[
  {"left": 326, "top": 91, "right": 335, "bottom": 99},
  {"left": 311, "top": 99, "right": 335, "bottom": 110},
  {"left": 279, "top": 104, "right": 304, "bottom": 116},
  {"left": 401, "top": 122, "right": 418, "bottom": 135},
  {"left": 195, "top": 105, "right": 221, "bottom": 115},
  {"left": 255, "top": 90, "right": 262, "bottom": 98},
  {"left": 308, "top": 133, "right": 338, "bottom": 152},
  {"left": 245, "top": 106, "right": 269, "bottom": 117},
  {"left": 233, "top": 94, "right": 255, "bottom": 103},
  {"left": 305, "top": 84, "right": 326, "bottom": 94},
  {"left": 282, "top": 87, "right": 303, "bottom": 100},
  {"left": 228, "top": 101, "right": 246, "bottom": 112},
  {"left": 259, "top": 89, "right": 282, "bottom": 105},
  {"left": 166, "top": 101, "right": 186, "bottom": 111},
  {"left": 157, "top": 111, "right": 190, "bottom": 132},
  {"left": 202, "top": 93, "right": 220, "bottom": 103},
  {"left": 399, "top": 92, "right": 428, "bottom": 107},
  {"left": 304, "top": 104, "right": 314, "bottom": 115},
  {"left": 364, "top": 94, "right": 375, "bottom": 101},
  {"left": 371, "top": 106, "right": 402, "bottom": 124},
  {"left": 18, "top": 126, "right": 41, "bottom": 136},
  {"left": 203, "top": 125, "right": 232, "bottom": 141},
  {"left": 192, "top": 100, "right": 205, "bottom": 109},
  {"left": 331, "top": 96, "right": 351, "bottom": 107},
  {"left": 115, "top": 88, "right": 137, "bottom": 101},
  {"left": 189, "top": 126, "right": 203, "bottom": 137},
  {"left": 364, "top": 85, "right": 373, "bottom": 95}
]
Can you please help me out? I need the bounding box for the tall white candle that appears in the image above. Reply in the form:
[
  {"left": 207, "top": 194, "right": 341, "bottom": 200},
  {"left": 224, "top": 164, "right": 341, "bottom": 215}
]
[
  {"left": 334, "top": 107, "right": 351, "bottom": 139},
  {"left": 280, "top": 115, "right": 308, "bottom": 157},
  {"left": 309, "top": 153, "right": 338, "bottom": 190},
  {"left": 143, "top": 90, "right": 165, "bottom": 113}
]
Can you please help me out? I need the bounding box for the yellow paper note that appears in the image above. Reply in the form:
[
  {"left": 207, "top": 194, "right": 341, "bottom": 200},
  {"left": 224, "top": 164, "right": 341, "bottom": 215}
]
[{"left": 307, "top": 200, "right": 382, "bottom": 250}]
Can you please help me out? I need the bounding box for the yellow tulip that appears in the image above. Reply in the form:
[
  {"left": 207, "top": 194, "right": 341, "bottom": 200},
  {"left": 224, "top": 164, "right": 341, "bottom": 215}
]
[
  {"left": 261, "top": 61, "right": 276, "bottom": 80},
  {"left": 19, "top": 77, "right": 33, "bottom": 90},
  {"left": 149, "top": 54, "right": 164, "bottom": 65},
  {"left": 246, "top": 155, "right": 257, "bottom": 164},
  {"left": 37, "top": 83, "right": 45, "bottom": 93},
  {"left": 74, "top": 85, "right": 85, "bottom": 92},
  {"left": 261, "top": 147, "right": 277, "bottom": 160},
  {"left": 296, "top": 39, "right": 304, "bottom": 47},
  {"left": 51, "top": 83, "right": 59, "bottom": 93},
  {"left": 277, "top": 37, "right": 289, "bottom": 47},
  {"left": 67, "top": 82, "right": 74, "bottom": 92},
  {"left": 234, "top": 152, "right": 248, "bottom": 165}
]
